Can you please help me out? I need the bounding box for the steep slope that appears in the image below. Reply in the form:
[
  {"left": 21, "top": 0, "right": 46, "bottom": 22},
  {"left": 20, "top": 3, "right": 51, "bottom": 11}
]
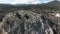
[{"left": 0, "top": 10, "right": 53, "bottom": 34}]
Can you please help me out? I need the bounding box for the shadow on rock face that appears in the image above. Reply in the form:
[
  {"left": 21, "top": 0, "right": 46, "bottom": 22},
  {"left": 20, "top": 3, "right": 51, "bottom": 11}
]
[
  {"left": 16, "top": 12, "right": 21, "bottom": 20},
  {"left": 24, "top": 14, "right": 30, "bottom": 20}
]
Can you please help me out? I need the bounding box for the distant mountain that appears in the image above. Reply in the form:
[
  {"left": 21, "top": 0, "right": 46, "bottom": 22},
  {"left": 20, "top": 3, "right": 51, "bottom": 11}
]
[
  {"left": 0, "top": 4, "right": 15, "bottom": 10},
  {"left": 45, "top": 0, "right": 60, "bottom": 6},
  {"left": 13, "top": 4, "right": 37, "bottom": 6},
  {"left": 0, "top": 0, "right": 60, "bottom": 10},
  {"left": 13, "top": 4, "right": 27, "bottom": 6},
  {"left": 35, "top": 0, "right": 60, "bottom": 10},
  {"left": 14, "top": 0, "right": 60, "bottom": 6}
]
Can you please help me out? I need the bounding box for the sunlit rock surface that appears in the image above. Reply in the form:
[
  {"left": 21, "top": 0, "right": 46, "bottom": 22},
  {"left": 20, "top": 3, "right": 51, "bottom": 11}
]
[{"left": 0, "top": 10, "right": 53, "bottom": 34}]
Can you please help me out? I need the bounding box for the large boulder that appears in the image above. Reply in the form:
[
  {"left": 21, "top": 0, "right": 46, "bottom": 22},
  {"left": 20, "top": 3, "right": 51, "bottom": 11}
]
[{"left": 0, "top": 10, "right": 53, "bottom": 34}]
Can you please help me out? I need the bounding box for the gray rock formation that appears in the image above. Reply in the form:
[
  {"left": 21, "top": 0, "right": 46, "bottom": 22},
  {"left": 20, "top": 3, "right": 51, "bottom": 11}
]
[{"left": 0, "top": 10, "right": 53, "bottom": 34}]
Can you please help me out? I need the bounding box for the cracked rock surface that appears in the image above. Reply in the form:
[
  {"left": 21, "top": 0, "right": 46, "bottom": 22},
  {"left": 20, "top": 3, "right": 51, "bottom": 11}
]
[{"left": 0, "top": 10, "right": 53, "bottom": 34}]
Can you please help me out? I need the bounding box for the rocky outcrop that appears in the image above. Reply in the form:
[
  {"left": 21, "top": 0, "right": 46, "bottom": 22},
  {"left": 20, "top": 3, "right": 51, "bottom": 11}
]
[{"left": 0, "top": 10, "right": 53, "bottom": 34}]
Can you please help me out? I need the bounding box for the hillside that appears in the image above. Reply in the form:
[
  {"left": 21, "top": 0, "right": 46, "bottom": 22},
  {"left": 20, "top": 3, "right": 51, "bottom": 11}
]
[
  {"left": 42, "top": 0, "right": 60, "bottom": 10},
  {"left": 0, "top": 0, "right": 60, "bottom": 10},
  {"left": 0, "top": 0, "right": 60, "bottom": 34}
]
